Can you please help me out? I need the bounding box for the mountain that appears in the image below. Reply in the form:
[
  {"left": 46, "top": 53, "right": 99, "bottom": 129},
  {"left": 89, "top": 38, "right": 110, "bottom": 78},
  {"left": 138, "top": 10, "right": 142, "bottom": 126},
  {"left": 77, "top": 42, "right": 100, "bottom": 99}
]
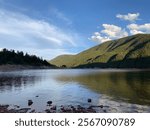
[
  {"left": 0, "top": 48, "right": 56, "bottom": 68},
  {"left": 50, "top": 34, "right": 150, "bottom": 68}
]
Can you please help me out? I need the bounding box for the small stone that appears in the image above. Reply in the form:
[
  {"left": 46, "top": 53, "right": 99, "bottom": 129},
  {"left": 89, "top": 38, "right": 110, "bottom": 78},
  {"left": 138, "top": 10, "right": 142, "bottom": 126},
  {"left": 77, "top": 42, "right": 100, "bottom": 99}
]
[
  {"left": 88, "top": 98, "right": 92, "bottom": 103},
  {"left": 51, "top": 106, "right": 56, "bottom": 110},
  {"left": 18, "top": 108, "right": 31, "bottom": 113},
  {"left": 71, "top": 106, "right": 74, "bottom": 109},
  {"left": 30, "top": 109, "right": 35, "bottom": 113},
  {"left": 47, "top": 101, "right": 52, "bottom": 105},
  {"left": 103, "top": 110, "right": 107, "bottom": 113},
  {"left": 45, "top": 109, "right": 51, "bottom": 113},
  {"left": 99, "top": 105, "right": 103, "bottom": 108},
  {"left": 14, "top": 105, "right": 20, "bottom": 108},
  {"left": 88, "top": 106, "right": 93, "bottom": 109},
  {"left": 28, "top": 100, "right": 33, "bottom": 106}
]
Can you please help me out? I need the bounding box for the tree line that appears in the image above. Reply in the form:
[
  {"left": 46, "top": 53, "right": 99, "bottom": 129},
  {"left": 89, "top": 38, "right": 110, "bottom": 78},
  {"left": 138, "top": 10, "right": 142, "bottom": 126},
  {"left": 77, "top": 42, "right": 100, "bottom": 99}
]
[{"left": 0, "top": 48, "right": 51, "bottom": 66}]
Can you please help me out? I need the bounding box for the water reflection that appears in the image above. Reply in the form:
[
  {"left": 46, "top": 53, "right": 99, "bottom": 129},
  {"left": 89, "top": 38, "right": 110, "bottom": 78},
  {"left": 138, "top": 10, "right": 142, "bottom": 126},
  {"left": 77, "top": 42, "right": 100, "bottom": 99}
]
[
  {"left": 0, "top": 69, "right": 150, "bottom": 112},
  {"left": 57, "top": 70, "right": 150, "bottom": 105},
  {"left": 0, "top": 73, "right": 40, "bottom": 92}
]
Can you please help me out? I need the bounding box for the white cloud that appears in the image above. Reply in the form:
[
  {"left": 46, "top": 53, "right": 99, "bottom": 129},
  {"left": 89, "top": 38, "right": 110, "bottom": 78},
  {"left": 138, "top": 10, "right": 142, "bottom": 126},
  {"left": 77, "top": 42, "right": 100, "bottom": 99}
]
[
  {"left": 90, "top": 24, "right": 128, "bottom": 44},
  {"left": 116, "top": 13, "right": 140, "bottom": 22},
  {"left": 0, "top": 9, "right": 80, "bottom": 59},
  {"left": 101, "top": 24, "right": 128, "bottom": 39},
  {"left": 127, "top": 23, "right": 150, "bottom": 35},
  {"left": 90, "top": 32, "right": 111, "bottom": 43}
]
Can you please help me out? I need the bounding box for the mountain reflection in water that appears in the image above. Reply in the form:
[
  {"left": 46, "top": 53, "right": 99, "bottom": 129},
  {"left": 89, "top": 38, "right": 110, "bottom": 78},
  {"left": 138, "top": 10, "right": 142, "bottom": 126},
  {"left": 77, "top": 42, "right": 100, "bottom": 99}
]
[{"left": 56, "top": 70, "right": 150, "bottom": 105}]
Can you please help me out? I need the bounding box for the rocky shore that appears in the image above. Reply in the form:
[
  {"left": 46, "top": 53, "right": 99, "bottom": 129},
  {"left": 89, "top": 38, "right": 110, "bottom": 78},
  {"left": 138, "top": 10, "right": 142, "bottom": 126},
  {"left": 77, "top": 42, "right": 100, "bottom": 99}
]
[
  {"left": 0, "top": 98, "right": 110, "bottom": 113},
  {"left": 0, "top": 104, "right": 109, "bottom": 113}
]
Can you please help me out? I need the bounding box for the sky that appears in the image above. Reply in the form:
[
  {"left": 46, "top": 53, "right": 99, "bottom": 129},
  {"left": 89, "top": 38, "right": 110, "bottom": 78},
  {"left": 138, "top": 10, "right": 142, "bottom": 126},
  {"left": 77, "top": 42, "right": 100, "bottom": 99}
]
[{"left": 0, "top": 0, "right": 150, "bottom": 59}]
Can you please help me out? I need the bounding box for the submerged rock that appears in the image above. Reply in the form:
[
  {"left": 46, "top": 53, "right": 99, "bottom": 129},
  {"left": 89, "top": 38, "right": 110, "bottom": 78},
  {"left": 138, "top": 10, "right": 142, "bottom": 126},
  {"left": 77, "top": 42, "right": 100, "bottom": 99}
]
[
  {"left": 103, "top": 110, "right": 107, "bottom": 113},
  {"left": 18, "top": 108, "right": 31, "bottom": 113},
  {"left": 29, "top": 109, "right": 36, "bottom": 113},
  {"left": 99, "top": 105, "right": 103, "bottom": 108},
  {"left": 88, "top": 98, "right": 92, "bottom": 103},
  {"left": 0, "top": 105, "right": 9, "bottom": 112},
  {"left": 47, "top": 101, "right": 53, "bottom": 105},
  {"left": 28, "top": 100, "right": 33, "bottom": 106},
  {"left": 51, "top": 106, "right": 56, "bottom": 110},
  {"left": 45, "top": 109, "right": 51, "bottom": 113},
  {"left": 14, "top": 105, "right": 20, "bottom": 108}
]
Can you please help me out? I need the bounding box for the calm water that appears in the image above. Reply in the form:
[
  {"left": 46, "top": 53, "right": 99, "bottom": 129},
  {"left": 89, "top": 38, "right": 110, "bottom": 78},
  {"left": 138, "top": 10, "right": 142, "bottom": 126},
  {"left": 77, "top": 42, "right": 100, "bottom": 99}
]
[{"left": 0, "top": 69, "right": 150, "bottom": 112}]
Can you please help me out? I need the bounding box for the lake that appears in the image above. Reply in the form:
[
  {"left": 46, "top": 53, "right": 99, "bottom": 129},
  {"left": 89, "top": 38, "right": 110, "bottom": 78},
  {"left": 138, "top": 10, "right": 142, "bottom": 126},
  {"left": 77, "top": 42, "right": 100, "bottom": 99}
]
[{"left": 0, "top": 69, "right": 150, "bottom": 112}]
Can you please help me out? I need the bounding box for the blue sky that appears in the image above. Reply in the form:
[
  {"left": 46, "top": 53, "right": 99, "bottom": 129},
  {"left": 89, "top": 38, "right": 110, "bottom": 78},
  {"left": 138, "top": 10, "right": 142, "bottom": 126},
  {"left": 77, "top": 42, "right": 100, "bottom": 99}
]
[{"left": 0, "top": 0, "right": 150, "bottom": 59}]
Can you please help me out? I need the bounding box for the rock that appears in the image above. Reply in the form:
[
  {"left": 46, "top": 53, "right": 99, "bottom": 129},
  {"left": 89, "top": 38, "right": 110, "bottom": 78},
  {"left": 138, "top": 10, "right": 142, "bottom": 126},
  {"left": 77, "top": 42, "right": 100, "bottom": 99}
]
[
  {"left": 88, "top": 106, "right": 93, "bottom": 109},
  {"left": 0, "top": 105, "right": 9, "bottom": 112},
  {"left": 28, "top": 100, "right": 33, "bottom": 106},
  {"left": 70, "top": 105, "right": 74, "bottom": 108},
  {"left": 77, "top": 105, "right": 84, "bottom": 109},
  {"left": 99, "top": 105, "right": 103, "bottom": 108},
  {"left": 103, "top": 110, "right": 107, "bottom": 113},
  {"left": 14, "top": 105, "right": 20, "bottom": 108},
  {"left": 45, "top": 109, "right": 51, "bottom": 113},
  {"left": 18, "top": 108, "right": 31, "bottom": 113},
  {"left": 51, "top": 106, "right": 56, "bottom": 110},
  {"left": 30, "top": 109, "right": 35, "bottom": 113},
  {"left": 88, "top": 98, "right": 92, "bottom": 103},
  {"left": 36, "top": 95, "right": 39, "bottom": 97},
  {"left": 87, "top": 108, "right": 96, "bottom": 113},
  {"left": 0, "top": 105, "right": 9, "bottom": 108},
  {"left": 60, "top": 107, "right": 64, "bottom": 111},
  {"left": 47, "top": 101, "right": 52, "bottom": 105}
]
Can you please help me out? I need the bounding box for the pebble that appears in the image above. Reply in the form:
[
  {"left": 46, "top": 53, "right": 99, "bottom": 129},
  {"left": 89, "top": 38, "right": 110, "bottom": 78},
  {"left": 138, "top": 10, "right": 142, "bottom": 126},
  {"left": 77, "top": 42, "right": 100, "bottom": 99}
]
[
  {"left": 28, "top": 100, "right": 33, "bottom": 106},
  {"left": 88, "top": 98, "right": 92, "bottom": 103},
  {"left": 47, "top": 101, "right": 53, "bottom": 105}
]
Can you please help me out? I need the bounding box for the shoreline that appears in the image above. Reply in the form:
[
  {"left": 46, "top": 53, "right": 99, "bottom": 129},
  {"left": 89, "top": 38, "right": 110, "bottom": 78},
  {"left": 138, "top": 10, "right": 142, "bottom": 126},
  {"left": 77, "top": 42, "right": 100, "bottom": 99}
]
[
  {"left": 0, "top": 98, "right": 110, "bottom": 113},
  {"left": 0, "top": 64, "right": 56, "bottom": 71},
  {"left": 0, "top": 64, "right": 149, "bottom": 72},
  {"left": 0, "top": 104, "right": 107, "bottom": 113}
]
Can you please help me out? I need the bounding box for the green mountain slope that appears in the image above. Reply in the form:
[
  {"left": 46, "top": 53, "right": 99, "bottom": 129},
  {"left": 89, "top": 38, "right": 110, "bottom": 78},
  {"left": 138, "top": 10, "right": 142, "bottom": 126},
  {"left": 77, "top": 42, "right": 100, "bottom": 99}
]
[{"left": 50, "top": 34, "right": 150, "bottom": 68}]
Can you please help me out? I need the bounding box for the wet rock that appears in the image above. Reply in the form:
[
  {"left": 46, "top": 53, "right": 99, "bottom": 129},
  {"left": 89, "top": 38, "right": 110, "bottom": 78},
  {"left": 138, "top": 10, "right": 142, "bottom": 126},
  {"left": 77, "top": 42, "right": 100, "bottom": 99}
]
[
  {"left": 70, "top": 106, "right": 76, "bottom": 111},
  {"left": 88, "top": 98, "right": 92, "bottom": 103},
  {"left": 45, "top": 109, "right": 51, "bottom": 113},
  {"left": 14, "top": 105, "right": 20, "bottom": 108},
  {"left": 47, "top": 101, "right": 52, "bottom": 105},
  {"left": 18, "top": 108, "right": 31, "bottom": 113},
  {"left": 60, "top": 107, "right": 64, "bottom": 111},
  {"left": 99, "top": 105, "right": 103, "bottom": 108},
  {"left": 70, "top": 106, "right": 74, "bottom": 109},
  {"left": 30, "top": 109, "right": 35, "bottom": 113},
  {"left": 103, "top": 110, "right": 107, "bottom": 113},
  {"left": 88, "top": 106, "right": 93, "bottom": 109},
  {"left": 28, "top": 100, "right": 33, "bottom": 106},
  {"left": 0, "top": 105, "right": 9, "bottom": 112},
  {"left": 87, "top": 108, "right": 96, "bottom": 113},
  {"left": 8, "top": 109, "right": 18, "bottom": 113},
  {"left": 62, "top": 108, "right": 72, "bottom": 113},
  {"left": 51, "top": 106, "right": 56, "bottom": 111},
  {"left": 72, "top": 108, "right": 76, "bottom": 112},
  {"left": 0, "top": 105, "right": 9, "bottom": 109},
  {"left": 77, "top": 105, "right": 84, "bottom": 109}
]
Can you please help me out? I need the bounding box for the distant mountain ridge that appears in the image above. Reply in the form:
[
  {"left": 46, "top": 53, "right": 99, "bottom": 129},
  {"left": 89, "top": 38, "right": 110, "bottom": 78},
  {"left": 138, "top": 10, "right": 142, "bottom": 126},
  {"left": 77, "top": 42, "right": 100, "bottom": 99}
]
[{"left": 50, "top": 34, "right": 150, "bottom": 68}]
